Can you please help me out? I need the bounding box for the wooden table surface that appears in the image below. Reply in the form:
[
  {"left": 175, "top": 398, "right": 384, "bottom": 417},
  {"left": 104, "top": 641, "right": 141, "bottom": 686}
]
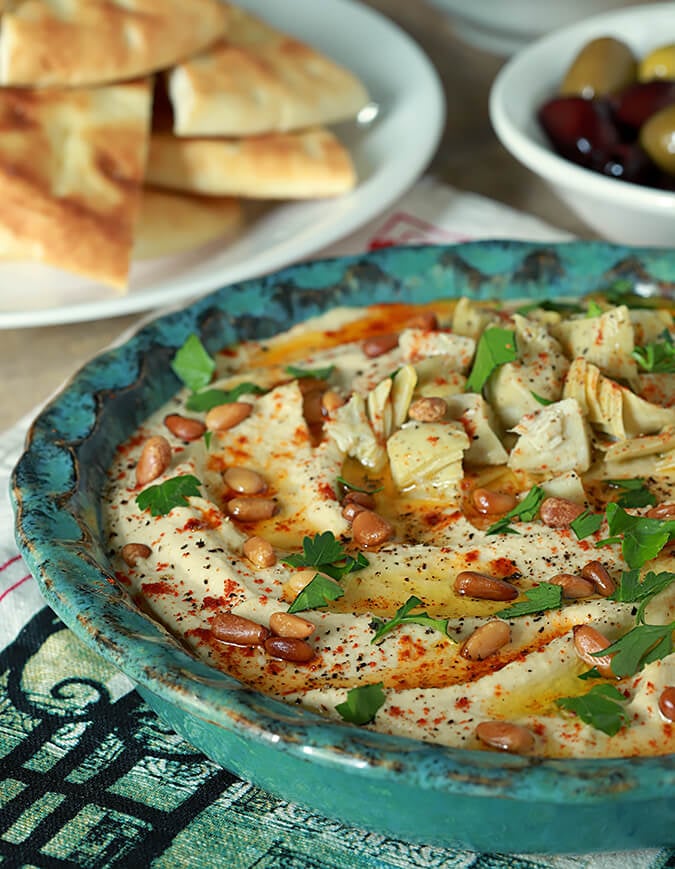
[{"left": 0, "top": 0, "right": 592, "bottom": 433}]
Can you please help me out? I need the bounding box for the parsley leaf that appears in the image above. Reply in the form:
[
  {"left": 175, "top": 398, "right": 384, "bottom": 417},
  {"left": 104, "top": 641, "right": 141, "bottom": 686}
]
[
  {"left": 285, "top": 364, "right": 334, "bottom": 380},
  {"left": 370, "top": 595, "right": 450, "bottom": 645},
  {"left": 172, "top": 335, "right": 215, "bottom": 392},
  {"left": 586, "top": 300, "right": 604, "bottom": 318},
  {"left": 287, "top": 573, "right": 344, "bottom": 614},
  {"left": 515, "top": 300, "right": 585, "bottom": 315},
  {"left": 599, "top": 620, "right": 675, "bottom": 678},
  {"left": 596, "top": 504, "right": 675, "bottom": 569},
  {"left": 186, "top": 382, "right": 266, "bottom": 412},
  {"left": 336, "top": 476, "right": 383, "bottom": 495},
  {"left": 465, "top": 327, "right": 518, "bottom": 393},
  {"left": 335, "top": 682, "right": 385, "bottom": 725},
  {"left": 555, "top": 684, "right": 629, "bottom": 736},
  {"left": 531, "top": 391, "right": 554, "bottom": 406},
  {"left": 282, "top": 531, "right": 368, "bottom": 581},
  {"left": 610, "top": 569, "right": 675, "bottom": 622},
  {"left": 485, "top": 486, "right": 545, "bottom": 535},
  {"left": 203, "top": 431, "right": 213, "bottom": 450},
  {"left": 607, "top": 478, "right": 657, "bottom": 509},
  {"left": 136, "top": 474, "right": 202, "bottom": 516},
  {"left": 632, "top": 336, "right": 675, "bottom": 374},
  {"left": 570, "top": 510, "right": 604, "bottom": 540},
  {"left": 496, "top": 582, "right": 562, "bottom": 618}
]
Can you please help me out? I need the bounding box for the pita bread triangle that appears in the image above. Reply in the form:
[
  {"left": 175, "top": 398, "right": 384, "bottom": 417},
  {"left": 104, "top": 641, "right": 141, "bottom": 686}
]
[
  {"left": 168, "top": 5, "right": 369, "bottom": 137},
  {"left": 0, "top": 0, "right": 230, "bottom": 87}
]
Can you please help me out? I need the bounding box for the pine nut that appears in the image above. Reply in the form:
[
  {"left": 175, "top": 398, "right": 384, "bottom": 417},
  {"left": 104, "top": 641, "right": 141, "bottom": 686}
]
[
  {"left": 646, "top": 502, "right": 675, "bottom": 520},
  {"left": 321, "top": 391, "right": 345, "bottom": 414},
  {"left": 297, "top": 377, "right": 328, "bottom": 395},
  {"left": 342, "top": 501, "right": 368, "bottom": 522},
  {"left": 476, "top": 721, "right": 535, "bottom": 754},
  {"left": 163, "top": 413, "right": 206, "bottom": 441},
  {"left": 408, "top": 397, "right": 448, "bottom": 422},
  {"left": 352, "top": 510, "right": 394, "bottom": 548},
  {"left": 454, "top": 571, "right": 518, "bottom": 601},
  {"left": 224, "top": 467, "right": 266, "bottom": 494},
  {"left": 573, "top": 625, "right": 614, "bottom": 678},
  {"left": 461, "top": 620, "right": 511, "bottom": 661},
  {"left": 548, "top": 573, "right": 595, "bottom": 599},
  {"left": 212, "top": 612, "right": 269, "bottom": 646},
  {"left": 281, "top": 568, "right": 321, "bottom": 603},
  {"left": 303, "top": 389, "right": 325, "bottom": 425},
  {"left": 205, "top": 401, "right": 252, "bottom": 431},
  {"left": 344, "top": 490, "right": 376, "bottom": 509},
  {"left": 264, "top": 635, "right": 316, "bottom": 663},
  {"left": 539, "top": 496, "right": 585, "bottom": 528},
  {"left": 472, "top": 488, "right": 517, "bottom": 516},
  {"left": 243, "top": 535, "right": 276, "bottom": 568},
  {"left": 405, "top": 310, "right": 438, "bottom": 330},
  {"left": 658, "top": 686, "right": 675, "bottom": 721},
  {"left": 121, "top": 542, "right": 152, "bottom": 567},
  {"left": 227, "top": 497, "right": 278, "bottom": 522},
  {"left": 581, "top": 561, "right": 615, "bottom": 597},
  {"left": 136, "top": 436, "right": 172, "bottom": 486},
  {"left": 269, "top": 611, "right": 315, "bottom": 639},
  {"left": 363, "top": 333, "right": 398, "bottom": 358}
]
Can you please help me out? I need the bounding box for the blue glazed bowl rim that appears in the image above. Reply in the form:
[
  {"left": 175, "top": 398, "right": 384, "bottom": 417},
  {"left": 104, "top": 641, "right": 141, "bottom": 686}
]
[{"left": 11, "top": 241, "right": 675, "bottom": 806}]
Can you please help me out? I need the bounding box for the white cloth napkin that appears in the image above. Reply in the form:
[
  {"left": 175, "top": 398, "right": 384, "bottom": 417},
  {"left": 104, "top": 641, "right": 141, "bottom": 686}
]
[{"left": 0, "top": 178, "right": 668, "bottom": 866}]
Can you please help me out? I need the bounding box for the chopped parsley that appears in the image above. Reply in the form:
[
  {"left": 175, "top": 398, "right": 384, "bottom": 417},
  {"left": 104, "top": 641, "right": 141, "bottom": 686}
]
[
  {"left": 370, "top": 595, "right": 451, "bottom": 645},
  {"left": 586, "top": 300, "right": 604, "bottom": 318},
  {"left": 606, "top": 478, "right": 656, "bottom": 510},
  {"left": 465, "top": 327, "right": 518, "bottom": 394},
  {"left": 287, "top": 573, "right": 344, "bottom": 614},
  {"left": 595, "top": 504, "right": 675, "bottom": 569},
  {"left": 135, "top": 474, "right": 202, "bottom": 517},
  {"left": 282, "top": 531, "right": 368, "bottom": 581},
  {"left": 632, "top": 332, "right": 675, "bottom": 374},
  {"left": 185, "top": 382, "right": 266, "bottom": 412},
  {"left": 610, "top": 570, "right": 674, "bottom": 623},
  {"left": 515, "top": 300, "right": 585, "bottom": 315},
  {"left": 531, "top": 391, "right": 554, "bottom": 406},
  {"left": 598, "top": 620, "right": 674, "bottom": 678},
  {"left": 285, "top": 363, "right": 334, "bottom": 380},
  {"left": 336, "top": 475, "right": 383, "bottom": 495},
  {"left": 556, "top": 684, "right": 629, "bottom": 736},
  {"left": 335, "top": 682, "right": 386, "bottom": 725},
  {"left": 570, "top": 509, "right": 604, "bottom": 540},
  {"left": 485, "top": 486, "right": 545, "bottom": 535},
  {"left": 496, "top": 582, "right": 562, "bottom": 618},
  {"left": 171, "top": 335, "right": 215, "bottom": 392}
]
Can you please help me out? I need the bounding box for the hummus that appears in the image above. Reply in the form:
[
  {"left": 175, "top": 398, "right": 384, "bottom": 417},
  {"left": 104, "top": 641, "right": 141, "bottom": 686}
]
[{"left": 105, "top": 295, "right": 675, "bottom": 757}]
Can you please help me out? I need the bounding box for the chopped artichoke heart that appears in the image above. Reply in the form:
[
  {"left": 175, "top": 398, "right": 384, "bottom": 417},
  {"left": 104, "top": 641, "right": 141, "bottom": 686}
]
[
  {"left": 629, "top": 308, "right": 673, "bottom": 345},
  {"left": 414, "top": 357, "right": 466, "bottom": 399},
  {"left": 390, "top": 364, "right": 418, "bottom": 430},
  {"left": 367, "top": 377, "right": 392, "bottom": 440},
  {"left": 508, "top": 397, "right": 591, "bottom": 475},
  {"left": 552, "top": 305, "right": 638, "bottom": 384},
  {"left": 444, "top": 393, "right": 508, "bottom": 465},
  {"left": 451, "top": 296, "right": 500, "bottom": 340},
  {"left": 398, "top": 328, "right": 475, "bottom": 372},
  {"left": 386, "top": 420, "right": 469, "bottom": 493},
  {"left": 326, "top": 393, "right": 387, "bottom": 471},
  {"left": 540, "top": 471, "right": 587, "bottom": 504}
]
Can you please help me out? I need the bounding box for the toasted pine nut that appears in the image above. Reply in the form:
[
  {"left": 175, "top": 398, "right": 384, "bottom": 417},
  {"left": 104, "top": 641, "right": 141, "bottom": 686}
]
[
  {"left": 405, "top": 310, "right": 438, "bottom": 330},
  {"left": 243, "top": 535, "right": 276, "bottom": 568},
  {"left": 227, "top": 497, "right": 277, "bottom": 522},
  {"left": 352, "top": 510, "right": 394, "bottom": 548},
  {"left": 212, "top": 612, "right": 269, "bottom": 646},
  {"left": 344, "top": 490, "right": 376, "bottom": 509},
  {"left": 224, "top": 467, "right": 266, "bottom": 494},
  {"left": 163, "top": 413, "right": 206, "bottom": 441},
  {"left": 454, "top": 571, "right": 518, "bottom": 601},
  {"left": 472, "top": 488, "right": 517, "bottom": 516},
  {"left": 658, "top": 686, "right": 675, "bottom": 721},
  {"left": 136, "top": 436, "right": 172, "bottom": 487},
  {"left": 363, "top": 333, "right": 398, "bottom": 358},
  {"left": 408, "top": 397, "right": 448, "bottom": 422},
  {"left": 269, "top": 611, "right": 315, "bottom": 639},
  {"left": 461, "top": 620, "right": 511, "bottom": 661},
  {"left": 647, "top": 502, "right": 675, "bottom": 520},
  {"left": 321, "top": 390, "right": 344, "bottom": 414},
  {"left": 581, "top": 561, "right": 615, "bottom": 597},
  {"left": 476, "top": 721, "right": 535, "bottom": 754},
  {"left": 281, "top": 568, "right": 321, "bottom": 603},
  {"left": 264, "top": 635, "right": 316, "bottom": 663},
  {"left": 121, "top": 542, "right": 152, "bottom": 567},
  {"left": 297, "top": 377, "right": 328, "bottom": 395},
  {"left": 573, "top": 625, "right": 614, "bottom": 678},
  {"left": 539, "top": 496, "right": 585, "bottom": 528},
  {"left": 205, "top": 401, "right": 252, "bottom": 431},
  {"left": 548, "top": 573, "right": 595, "bottom": 599},
  {"left": 342, "top": 501, "right": 368, "bottom": 522},
  {"left": 302, "top": 389, "right": 325, "bottom": 425}
]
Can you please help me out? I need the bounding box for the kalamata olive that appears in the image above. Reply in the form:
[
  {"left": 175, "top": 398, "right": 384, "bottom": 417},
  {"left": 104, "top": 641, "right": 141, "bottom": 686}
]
[
  {"left": 538, "top": 96, "right": 618, "bottom": 169},
  {"left": 560, "top": 37, "right": 636, "bottom": 100},
  {"left": 611, "top": 80, "right": 675, "bottom": 132},
  {"left": 640, "top": 103, "right": 675, "bottom": 175},
  {"left": 596, "top": 142, "right": 659, "bottom": 187},
  {"left": 638, "top": 43, "right": 675, "bottom": 83}
]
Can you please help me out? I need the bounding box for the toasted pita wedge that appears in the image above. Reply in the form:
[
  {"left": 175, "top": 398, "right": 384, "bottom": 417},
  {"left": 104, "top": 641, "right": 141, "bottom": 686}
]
[
  {"left": 146, "top": 127, "right": 356, "bottom": 199},
  {"left": 0, "top": 80, "right": 151, "bottom": 288},
  {"left": 168, "top": 6, "right": 369, "bottom": 136},
  {"left": 133, "top": 188, "right": 242, "bottom": 260},
  {"left": 0, "top": 0, "right": 230, "bottom": 87}
]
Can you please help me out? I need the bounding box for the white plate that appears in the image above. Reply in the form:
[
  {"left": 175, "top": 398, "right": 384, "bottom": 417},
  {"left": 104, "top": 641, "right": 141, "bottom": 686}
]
[{"left": 0, "top": 0, "right": 444, "bottom": 329}]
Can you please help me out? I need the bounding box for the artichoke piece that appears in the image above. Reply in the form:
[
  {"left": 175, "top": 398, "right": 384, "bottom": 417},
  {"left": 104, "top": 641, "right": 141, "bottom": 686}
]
[
  {"left": 414, "top": 357, "right": 466, "bottom": 399},
  {"left": 398, "top": 328, "right": 475, "bottom": 372},
  {"left": 386, "top": 420, "right": 469, "bottom": 497},
  {"left": 540, "top": 471, "right": 587, "bottom": 504},
  {"left": 367, "top": 377, "right": 392, "bottom": 441},
  {"left": 630, "top": 308, "right": 673, "bottom": 345},
  {"left": 326, "top": 393, "right": 387, "bottom": 471},
  {"left": 452, "top": 297, "right": 500, "bottom": 340},
  {"left": 551, "top": 305, "right": 638, "bottom": 385},
  {"left": 366, "top": 364, "right": 417, "bottom": 440},
  {"left": 603, "top": 426, "right": 675, "bottom": 478},
  {"left": 639, "top": 373, "right": 675, "bottom": 409},
  {"left": 444, "top": 393, "right": 508, "bottom": 465},
  {"left": 508, "top": 397, "right": 592, "bottom": 475}
]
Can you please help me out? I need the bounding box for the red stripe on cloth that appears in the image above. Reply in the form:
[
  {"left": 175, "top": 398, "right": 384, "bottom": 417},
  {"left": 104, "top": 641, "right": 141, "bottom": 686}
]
[
  {"left": 0, "top": 574, "right": 31, "bottom": 603},
  {"left": 0, "top": 554, "right": 21, "bottom": 573}
]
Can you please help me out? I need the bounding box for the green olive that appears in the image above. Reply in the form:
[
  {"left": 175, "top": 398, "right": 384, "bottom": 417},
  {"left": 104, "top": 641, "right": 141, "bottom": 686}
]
[
  {"left": 640, "top": 103, "right": 675, "bottom": 175},
  {"left": 560, "top": 36, "right": 637, "bottom": 99},
  {"left": 638, "top": 43, "right": 675, "bottom": 82}
]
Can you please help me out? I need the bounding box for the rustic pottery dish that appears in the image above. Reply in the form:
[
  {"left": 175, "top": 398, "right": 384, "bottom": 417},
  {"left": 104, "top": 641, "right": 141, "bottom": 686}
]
[{"left": 12, "top": 242, "right": 675, "bottom": 853}]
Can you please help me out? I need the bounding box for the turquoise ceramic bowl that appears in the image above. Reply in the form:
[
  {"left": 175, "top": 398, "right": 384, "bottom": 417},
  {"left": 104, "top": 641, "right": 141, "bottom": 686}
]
[{"left": 12, "top": 242, "right": 675, "bottom": 854}]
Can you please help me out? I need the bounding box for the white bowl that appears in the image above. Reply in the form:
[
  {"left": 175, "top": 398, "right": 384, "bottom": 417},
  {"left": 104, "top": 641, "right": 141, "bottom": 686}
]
[
  {"left": 430, "top": 0, "right": 648, "bottom": 56},
  {"left": 489, "top": 2, "right": 675, "bottom": 246}
]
